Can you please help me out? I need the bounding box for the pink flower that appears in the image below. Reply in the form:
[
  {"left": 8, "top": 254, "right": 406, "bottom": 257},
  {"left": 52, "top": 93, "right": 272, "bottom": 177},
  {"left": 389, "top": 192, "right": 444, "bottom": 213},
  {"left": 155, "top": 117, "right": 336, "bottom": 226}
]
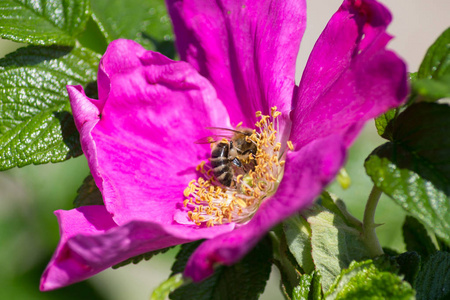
[{"left": 40, "top": 0, "right": 407, "bottom": 290}]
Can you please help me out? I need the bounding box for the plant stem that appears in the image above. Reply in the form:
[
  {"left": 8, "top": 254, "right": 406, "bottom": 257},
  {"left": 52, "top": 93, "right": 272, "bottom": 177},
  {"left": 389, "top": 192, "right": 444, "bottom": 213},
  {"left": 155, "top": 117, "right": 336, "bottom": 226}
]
[{"left": 362, "top": 185, "right": 384, "bottom": 257}]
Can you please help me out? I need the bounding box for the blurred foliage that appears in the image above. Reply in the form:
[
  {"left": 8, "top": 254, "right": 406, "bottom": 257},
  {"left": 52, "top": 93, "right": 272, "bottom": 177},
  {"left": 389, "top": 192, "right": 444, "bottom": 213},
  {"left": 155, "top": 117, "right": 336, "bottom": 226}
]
[{"left": 0, "top": 157, "right": 108, "bottom": 299}]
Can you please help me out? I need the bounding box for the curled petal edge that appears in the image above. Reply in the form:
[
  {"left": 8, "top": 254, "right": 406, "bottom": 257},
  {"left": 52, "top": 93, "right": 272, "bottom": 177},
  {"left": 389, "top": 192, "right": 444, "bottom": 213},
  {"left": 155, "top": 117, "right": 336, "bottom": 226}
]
[{"left": 40, "top": 206, "right": 234, "bottom": 291}]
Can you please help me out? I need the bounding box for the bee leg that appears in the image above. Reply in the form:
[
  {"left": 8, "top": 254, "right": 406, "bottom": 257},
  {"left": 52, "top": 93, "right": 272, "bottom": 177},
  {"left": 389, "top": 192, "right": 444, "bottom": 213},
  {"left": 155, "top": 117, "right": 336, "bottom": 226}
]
[{"left": 231, "top": 157, "right": 242, "bottom": 167}]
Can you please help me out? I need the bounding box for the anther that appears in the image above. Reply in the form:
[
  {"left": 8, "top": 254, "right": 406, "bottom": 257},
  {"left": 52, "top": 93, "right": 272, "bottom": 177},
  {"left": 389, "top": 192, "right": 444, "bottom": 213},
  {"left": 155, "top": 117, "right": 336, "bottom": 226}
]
[{"left": 287, "top": 141, "right": 294, "bottom": 151}]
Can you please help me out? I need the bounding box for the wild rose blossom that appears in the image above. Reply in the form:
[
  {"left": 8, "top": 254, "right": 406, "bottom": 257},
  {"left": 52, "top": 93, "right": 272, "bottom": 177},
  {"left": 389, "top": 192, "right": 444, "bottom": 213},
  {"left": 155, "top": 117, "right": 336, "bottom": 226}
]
[{"left": 40, "top": 0, "right": 407, "bottom": 290}]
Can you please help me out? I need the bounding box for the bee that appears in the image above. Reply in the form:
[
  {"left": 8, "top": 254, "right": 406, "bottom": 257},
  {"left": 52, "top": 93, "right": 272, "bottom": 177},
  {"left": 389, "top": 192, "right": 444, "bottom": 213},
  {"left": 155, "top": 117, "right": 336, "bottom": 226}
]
[{"left": 196, "top": 127, "right": 257, "bottom": 187}]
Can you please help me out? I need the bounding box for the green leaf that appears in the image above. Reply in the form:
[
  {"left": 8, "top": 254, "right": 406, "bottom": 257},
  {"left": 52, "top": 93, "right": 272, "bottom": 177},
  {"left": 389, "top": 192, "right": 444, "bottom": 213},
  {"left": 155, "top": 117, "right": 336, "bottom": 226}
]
[
  {"left": 375, "top": 108, "right": 398, "bottom": 140},
  {"left": 76, "top": 16, "right": 109, "bottom": 54},
  {"left": 302, "top": 205, "right": 371, "bottom": 292},
  {"left": 91, "top": 0, "right": 175, "bottom": 58},
  {"left": 112, "top": 246, "right": 174, "bottom": 269},
  {"left": 436, "top": 235, "right": 450, "bottom": 253},
  {"left": 415, "top": 251, "right": 450, "bottom": 300},
  {"left": 402, "top": 216, "right": 437, "bottom": 256},
  {"left": 170, "top": 240, "right": 203, "bottom": 276},
  {"left": 0, "top": 45, "right": 100, "bottom": 170},
  {"left": 318, "top": 192, "right": 363, "bottom": 230},
  {"left": 169, "top": 237, "right": 272, "bottom": 300},
  {"left": 412, "top": 76, "right": 450, "bottom": 101},
  {"left": 310, "top": 271, "right": 324, "bottom": 300},
  {"left": 293, "top": 273, "right": 314, "bottom": 300},
  {"left": 365, "top": 102, "right": 450, "bottom": 246},
  {"left": 283, "top": 214, "right": 315, "bottom": 275},
  {"left": 292, "top": 272, "right": 323, "bottom": 300},
  {"left": 325, "top": 260, "right": 415, "bottom": 300},
  {"left": 151, "top": 274, "right": 184, "bottom": 300},
  {"left": 417, "top": 27, "right": 450, "bottom": 80},
  {"left": 396, "top": 251, "right": 421, "bottom": 286},
  {"left": 271, "top": 225, "right": 302, "bottom": 300},
  {"left": 73, "top": 174, "right": 103, "bottom": 207},
  {"left": 0, "top": 0, "right": 90, "bottom": 46}
]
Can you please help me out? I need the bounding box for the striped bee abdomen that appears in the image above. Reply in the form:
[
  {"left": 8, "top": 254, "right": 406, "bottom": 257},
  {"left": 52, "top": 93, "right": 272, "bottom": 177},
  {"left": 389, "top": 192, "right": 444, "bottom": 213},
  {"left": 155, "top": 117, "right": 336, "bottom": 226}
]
[{"left": 211, "top": 142, "right": 233, "bottom": 186}]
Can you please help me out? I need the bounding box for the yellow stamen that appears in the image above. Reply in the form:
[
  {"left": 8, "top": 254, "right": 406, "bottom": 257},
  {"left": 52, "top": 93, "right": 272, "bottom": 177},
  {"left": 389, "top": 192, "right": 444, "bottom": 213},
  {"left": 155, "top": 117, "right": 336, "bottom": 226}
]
[
  {"left": 183, "top": 107, "right": 287, "bottom": 227},
  {"left": 236, "top": 198, "right": 247, "bottom": 208},
  {"left": 183, "top": 187, "right": 191, "bottom": 197},
  {"left": 236, "top": 174, "right": 243, "bottom": 183},
  {"left": 287, "top": 141, "right": 294, "bottom": 151}
]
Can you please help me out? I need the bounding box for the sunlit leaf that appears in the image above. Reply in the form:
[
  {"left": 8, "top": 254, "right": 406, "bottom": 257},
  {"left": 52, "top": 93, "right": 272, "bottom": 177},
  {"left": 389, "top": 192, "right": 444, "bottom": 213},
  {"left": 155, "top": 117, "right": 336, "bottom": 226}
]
[
  {"left": 283, "top": 214, "right": 314, "bottom": 274},
  {"left": 151, "top": 274, "right": 184, "bottom": 300},
  {"left": 0, "top": 0, "right": 90, "bottom": 45},
  {"left": 292, "top": 273, "right": 314, "bottom": 300},
  {"left": 325, "top": 260, "right": 414, "bottom": 300},
  {"left": 417, "top": 27, "right": 450, "bottom": 80},
  {"left": 375, "top": 108, "right": 397, "bottom": 140},
  {"left": 302, "top": 205, "right": 370, "bottom": 292},
  {"left": 0, "top": 45, "right": 99, "bottom": 170}
]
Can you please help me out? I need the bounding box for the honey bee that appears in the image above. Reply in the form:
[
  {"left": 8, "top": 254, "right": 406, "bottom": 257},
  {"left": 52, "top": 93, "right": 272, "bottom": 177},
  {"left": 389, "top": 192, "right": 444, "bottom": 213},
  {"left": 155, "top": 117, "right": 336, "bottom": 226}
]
[{"left": 196, "top": 127, "right": 257, "bottom": 187}]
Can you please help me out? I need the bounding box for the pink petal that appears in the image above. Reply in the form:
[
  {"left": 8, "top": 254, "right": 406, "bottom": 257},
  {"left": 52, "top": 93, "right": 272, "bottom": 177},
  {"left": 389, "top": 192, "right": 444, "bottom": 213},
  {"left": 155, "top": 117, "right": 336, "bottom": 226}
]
[
  {"left": 40, "top": 206, "right": 234, "bottom": 291},
  {"left": 167, "top": 0, "right": 307, "bottom": 127},
  {"left": 185, "top": 135, "right": 346, "bottom": 281},
  {"left": 290, "top": 0, "right": 407, "bottom": 149},
  {"left": 97, "top": 39, "right": 148, "bottom": 105},
  {"left": 68, "top": 40, "right": 231, "bottom": 226},
  {"left": 40, "top": 206, "right": 117, "bottom": 291}
]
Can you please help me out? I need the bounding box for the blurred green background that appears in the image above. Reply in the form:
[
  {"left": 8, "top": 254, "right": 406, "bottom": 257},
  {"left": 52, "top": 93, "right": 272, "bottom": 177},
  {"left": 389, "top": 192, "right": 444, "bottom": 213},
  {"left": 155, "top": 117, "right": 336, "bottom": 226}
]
[{"left": 1, "top": 0, "right": 449, "bottom": 299}]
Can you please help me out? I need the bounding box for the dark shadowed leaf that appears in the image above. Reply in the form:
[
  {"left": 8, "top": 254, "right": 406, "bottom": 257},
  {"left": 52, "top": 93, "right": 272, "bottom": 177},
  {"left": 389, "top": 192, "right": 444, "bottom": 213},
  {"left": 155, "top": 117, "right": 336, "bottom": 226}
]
[
  {"left": 0, "top": 0, "right": 90, "bottom": 45},
  {"left": 112, "top": 246, "right": 175, "bottom": 269},
  {"left": 169, "top": 237, "right": 272, "bottom": 300},
  {"left": 170, "top": 240, "right": 203, "bottom": 275},
  {"left": 402, "top": 216, "right": 437, "bottom": 256},
  {"left": 73, "top": 174, "right": 103, "bottom": 207},
  {"left": 415, "top": 251, "right": 450, "bottom": 300},
  {"left": 395, "top": 251, "right": 421, "bottom": 286},
  {"left": 365, "top": 102, "right": 450, "bottom": 246},
  {"left": 0, "top": 45, "right": 99, "bottom": 170}
]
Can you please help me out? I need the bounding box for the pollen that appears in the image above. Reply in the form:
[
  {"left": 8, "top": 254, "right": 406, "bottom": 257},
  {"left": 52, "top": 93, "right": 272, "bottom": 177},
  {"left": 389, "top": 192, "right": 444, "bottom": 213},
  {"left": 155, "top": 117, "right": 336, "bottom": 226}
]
[{"left": 183, "top": 107, "right": 292, "bottom": 227}]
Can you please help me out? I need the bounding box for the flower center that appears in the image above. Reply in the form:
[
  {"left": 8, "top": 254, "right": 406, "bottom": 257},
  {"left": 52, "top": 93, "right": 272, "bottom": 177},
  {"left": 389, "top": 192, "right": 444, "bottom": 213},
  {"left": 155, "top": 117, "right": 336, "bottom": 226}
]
[{"left": 183, "top": 107, "right": 293, "bottom": 227}]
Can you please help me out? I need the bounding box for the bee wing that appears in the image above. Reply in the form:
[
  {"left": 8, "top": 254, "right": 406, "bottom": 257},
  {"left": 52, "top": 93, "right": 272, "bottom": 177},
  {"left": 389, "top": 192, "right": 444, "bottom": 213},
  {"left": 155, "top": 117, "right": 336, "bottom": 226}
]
[
  {"left": 194, "top": 135, "right": 225, "bottom": 144},
  {"left": 195, "top": 134, "right": 237, "bottom": 144},
  {"left": 205, "top": 127, "right": 251, "bottom": 136},
  {"left": 195, "top": 127, "right": 251, "bottom": 144}
]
